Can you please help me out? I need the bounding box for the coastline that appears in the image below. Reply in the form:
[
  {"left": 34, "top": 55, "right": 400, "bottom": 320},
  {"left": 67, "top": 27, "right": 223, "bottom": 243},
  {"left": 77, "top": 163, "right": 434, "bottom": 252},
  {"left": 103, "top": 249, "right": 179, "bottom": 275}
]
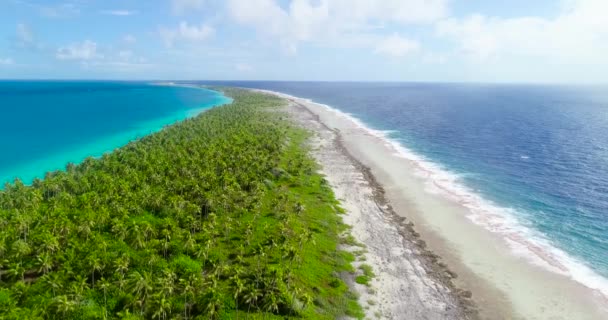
[
  {"left": 263, "top": 88, "right": 608, "bottom": 319},
  {"left": 0, "top": 84, "right": 230, "bottom": 186},
  {"left": 284, "top": 98, "right": 475, "bottom": 319}
]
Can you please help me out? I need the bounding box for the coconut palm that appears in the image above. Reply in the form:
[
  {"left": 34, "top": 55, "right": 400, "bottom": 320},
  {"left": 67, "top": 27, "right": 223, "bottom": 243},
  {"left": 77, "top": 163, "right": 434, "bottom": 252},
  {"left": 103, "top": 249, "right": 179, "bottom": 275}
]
[
  {"left": 128, "top": 271, "right": 153, "bottom": 315},
  {"left": 98, "top": 277, "right": 111, "bottom": 311},
  {"left": 36, "top": 252, "right": 53, "bottom": 275},
  {"left": 0, "top": 89, "right": 361, "bottom": 319},
  {"left": 53, "top": 295, "right": 75, "bottom": 318},
  {"left": 87, "top": 255, "right": 103, "bottom": 285},
  {"left": 151, "top": 293, "right": 171, "bottom": 320}
]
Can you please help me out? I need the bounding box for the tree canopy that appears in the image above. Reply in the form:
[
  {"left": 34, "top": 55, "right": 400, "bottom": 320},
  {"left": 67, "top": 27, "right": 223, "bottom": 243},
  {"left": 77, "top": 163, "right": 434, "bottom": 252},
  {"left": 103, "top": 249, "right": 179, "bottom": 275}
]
[{"left": 0, "top": 88, "right": 362, "bottom": 319}]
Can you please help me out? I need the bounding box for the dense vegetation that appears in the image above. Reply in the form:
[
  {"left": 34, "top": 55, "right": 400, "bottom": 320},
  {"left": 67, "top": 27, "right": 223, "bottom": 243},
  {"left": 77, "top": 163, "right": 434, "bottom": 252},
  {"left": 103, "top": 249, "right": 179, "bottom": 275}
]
[{"left": 0, "top": 89, "right": 363, "bottom": 319}]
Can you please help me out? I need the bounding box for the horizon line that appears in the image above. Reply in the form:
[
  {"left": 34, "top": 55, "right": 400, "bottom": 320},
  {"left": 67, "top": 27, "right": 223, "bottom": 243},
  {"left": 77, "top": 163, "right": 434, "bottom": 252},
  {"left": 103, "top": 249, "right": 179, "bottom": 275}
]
[{"left": 0, "top": 79, "right": 607, "bottom": 86}]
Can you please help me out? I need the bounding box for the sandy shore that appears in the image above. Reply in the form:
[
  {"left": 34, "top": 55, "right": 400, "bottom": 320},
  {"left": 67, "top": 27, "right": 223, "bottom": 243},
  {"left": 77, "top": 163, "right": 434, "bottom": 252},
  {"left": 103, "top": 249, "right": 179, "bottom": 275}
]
[
  {"left": 259, "top": 89, "right": 608, "bottom": 320},
  {"left": 284, "top": 96, "right": 475, "bottom": 319}
]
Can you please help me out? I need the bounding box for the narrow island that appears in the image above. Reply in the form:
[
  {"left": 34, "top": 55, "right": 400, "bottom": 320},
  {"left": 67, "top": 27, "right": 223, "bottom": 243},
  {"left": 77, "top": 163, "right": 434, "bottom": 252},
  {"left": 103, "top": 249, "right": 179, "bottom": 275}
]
[
  {"left": 0, "top": 89, "right": 359, "bottom": 319},
  {"left": 0, "top": 87, "right": 476, "bottom": 319}
]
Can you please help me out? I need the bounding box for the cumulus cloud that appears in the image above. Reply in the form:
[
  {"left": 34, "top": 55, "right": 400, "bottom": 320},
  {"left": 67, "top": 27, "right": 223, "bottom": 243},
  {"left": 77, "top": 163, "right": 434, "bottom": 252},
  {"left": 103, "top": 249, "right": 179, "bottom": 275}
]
[
  {"left": 436, "top": 0, "right": 608, "bottom": 63},
  {"left": 53, "top": 40, "right": 151, "bottom": 72},
  {"left": 323, "top": 0, "right": 447, "bottom": 24},
  {"left": 56, "top": 40, "right": 102, "bottom": 60},
  {"left": 374, "top": 34, "right": 420, "bottom": 57},
  {"left": 172, "top": 0, "right": 206, "bottom": 14},
  {"left": 82, "top": 49, "right": 152, "bottom": 73},
  {"left": 100, "top": 10, "right": 138, "bottom": 16},
  {"left": 159, "top": 22, "right": 215, "bottom": 47},
  {"left": 226, "top": 0, "right": 445, "bottom": 53}
]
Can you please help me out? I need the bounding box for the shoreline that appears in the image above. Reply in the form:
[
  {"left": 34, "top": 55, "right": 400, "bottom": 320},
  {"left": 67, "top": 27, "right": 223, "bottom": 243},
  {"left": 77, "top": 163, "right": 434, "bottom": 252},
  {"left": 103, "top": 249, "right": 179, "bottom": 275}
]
[
  {"left": 285, "top": 98, "right": 474, "bottom": 319},
  {"left": 0, "top": 84, "right": 230, "bottom": 186},
  {"left": 262, "top": 88, "right": 608, "bottom": 319}
]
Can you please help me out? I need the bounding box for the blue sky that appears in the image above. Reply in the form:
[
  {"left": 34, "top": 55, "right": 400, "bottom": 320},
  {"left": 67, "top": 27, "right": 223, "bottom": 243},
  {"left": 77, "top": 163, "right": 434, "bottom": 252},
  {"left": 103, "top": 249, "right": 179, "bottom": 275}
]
[{"left": 1, "top": 0, "right": 607, "bottom": 83}]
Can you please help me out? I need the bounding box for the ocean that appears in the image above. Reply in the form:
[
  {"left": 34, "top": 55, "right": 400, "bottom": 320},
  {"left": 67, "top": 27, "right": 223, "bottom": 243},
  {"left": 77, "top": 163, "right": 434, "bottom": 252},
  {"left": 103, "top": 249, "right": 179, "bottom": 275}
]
[
  {"left": 197, "top": 81, "right": 608, "bottom": 294},
  {"left": 0, "top": 81, "right": 230, "bottom": 185}
]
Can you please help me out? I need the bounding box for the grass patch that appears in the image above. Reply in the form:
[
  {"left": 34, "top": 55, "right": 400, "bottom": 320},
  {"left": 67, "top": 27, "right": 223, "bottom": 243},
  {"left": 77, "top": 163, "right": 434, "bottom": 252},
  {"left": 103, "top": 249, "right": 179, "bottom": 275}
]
[{"left": 360, "top": 264, "right": 375, "bottom": 278}]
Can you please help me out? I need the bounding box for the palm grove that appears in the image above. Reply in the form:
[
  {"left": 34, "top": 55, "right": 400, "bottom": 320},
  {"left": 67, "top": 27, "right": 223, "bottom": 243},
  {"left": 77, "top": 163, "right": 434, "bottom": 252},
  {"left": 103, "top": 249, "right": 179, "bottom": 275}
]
[{"left": 0, "top": 89, "right": 363, "bottom": 319}]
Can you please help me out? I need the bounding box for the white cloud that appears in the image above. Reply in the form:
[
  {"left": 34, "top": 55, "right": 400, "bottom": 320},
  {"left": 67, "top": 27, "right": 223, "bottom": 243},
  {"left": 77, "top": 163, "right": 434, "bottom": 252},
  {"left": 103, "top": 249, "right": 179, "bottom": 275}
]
[
  {"left": 172, "top": 0, "right": 205, "bottom": 14},
  {"left": 324, "top": 0, "right": 447, "bottom": 24},
  {"left": 100, "top": 10, "right": 138, "bottom": 16},
  {"left": 374, "top": 34, "right": 420, "bottom": 57},
  {"left": 111, "top": 48, "right": 147, "bottom": 65},
  {"left": 235, "top": 63, "right": 253, "bottom": 72},
  {"left": 436, "top": 0, "right": 608, "bottom": 64},
  {"left": 56, "top": 40, "right": 102, "bottom": 60},
  {"left": 0, "top": 58, "right": 14, "bottom": 65},
  {"left": 83, "top": 49, "right": 152, "bottom": 72},
  {"left": 159, "top": 22, "right": 215, "bottom": 47},
  {"left": 228, "top": 0, "right": 289, "bottom": 37},
  {"left": 227, "top": 0, "right": 445, "bottom": 53},
  {"left": 54, "top": 41, "right": 151, "bottom": 72}
]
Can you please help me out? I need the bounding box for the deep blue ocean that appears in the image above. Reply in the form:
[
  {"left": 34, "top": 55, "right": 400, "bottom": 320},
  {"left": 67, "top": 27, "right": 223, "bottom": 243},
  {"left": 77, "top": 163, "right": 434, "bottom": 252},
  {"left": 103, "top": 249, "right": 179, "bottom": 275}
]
[
  {"left": 197, "top": 81, "right": 608, "bottom": 291},
  {"left": 0, "top": 81, "right": 230, "bottom": 184}
]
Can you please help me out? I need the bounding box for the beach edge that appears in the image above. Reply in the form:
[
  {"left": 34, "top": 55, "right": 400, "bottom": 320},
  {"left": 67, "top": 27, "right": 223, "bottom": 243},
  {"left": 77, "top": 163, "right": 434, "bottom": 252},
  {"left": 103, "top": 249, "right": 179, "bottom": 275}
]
[{"left": 276, "top": 91, "right": 480, "bottom": 319}]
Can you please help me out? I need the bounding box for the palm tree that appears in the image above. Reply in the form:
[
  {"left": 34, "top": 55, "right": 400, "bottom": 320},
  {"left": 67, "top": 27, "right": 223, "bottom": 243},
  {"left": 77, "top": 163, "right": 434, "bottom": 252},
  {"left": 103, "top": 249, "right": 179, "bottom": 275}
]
[
  {"left": 183, "top": 233, "right": 196, "bottom": 254},
  {"left": 128, "top": 271, "right": 153, "bottom": 315},
  {"left": 53, "top": 295, "right": 75, "bottom": 318},
  {"left": 263, "top": 294, "right": 280, "bottom": 314},
  {"left": 115, "top": 275, "right": 127, "bottom": 291},
  {"left": 36, "top": 252, "right": 53, "bottom": 275},
  {"left": 70, "top": 274, "right": 88, "bottom": 303},
  {"left": 158, "top": 270, "right": 176, "bottom": 296},
  {"left": 115, "top": 256, "right": 129, "bottom": 278},
  {"left": 41, "top": 234, "right": 59, "bottom": 254},
  {"left": 7, "top": 262, "right": 25, "bottom": 281},
  {"left": 179, "top": 277, "right": 195, "bottom": 320},
  {"left": 42, "top": 273, "right": 63, "bottom": 297},
  {"left": 98, "top": 277, "right": 111, "bottom": 314},
  {"left": 243, "top": 284, "right": 261, "bottom": 314},
  {"left": 111, "top": 221, "right": 128, "bottom": 241},
  {"left": 151, "top": 293, "right": 171, "bottom": 320},
  {"left": 11, "top": 239, "right": 31, "bottom": 259},
  {"left": 231, "top": 275, "right": 245, "bottom": 319},
  {"left": 205, "top": 290, "right": 222, "bottom": 320},
  {"left": 129, "top": 223, "right": 146, "bottom": 249},
  {"left": 88, "top": 255, "right": 103, "bottom": 285}
]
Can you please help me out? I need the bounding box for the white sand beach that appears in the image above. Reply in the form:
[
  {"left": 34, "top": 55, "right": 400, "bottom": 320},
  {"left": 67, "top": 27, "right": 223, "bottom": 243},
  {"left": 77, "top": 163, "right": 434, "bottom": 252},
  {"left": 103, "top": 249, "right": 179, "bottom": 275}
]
[{"left": 264, "top": 89, "right": 608, "bottom": 320}]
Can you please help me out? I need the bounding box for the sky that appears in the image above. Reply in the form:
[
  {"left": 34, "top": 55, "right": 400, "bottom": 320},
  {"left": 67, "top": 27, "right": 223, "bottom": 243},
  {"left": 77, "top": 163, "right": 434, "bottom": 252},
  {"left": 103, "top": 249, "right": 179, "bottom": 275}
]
[{"left": 0, "top": 0, "right": 607, "bottom": 83}]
